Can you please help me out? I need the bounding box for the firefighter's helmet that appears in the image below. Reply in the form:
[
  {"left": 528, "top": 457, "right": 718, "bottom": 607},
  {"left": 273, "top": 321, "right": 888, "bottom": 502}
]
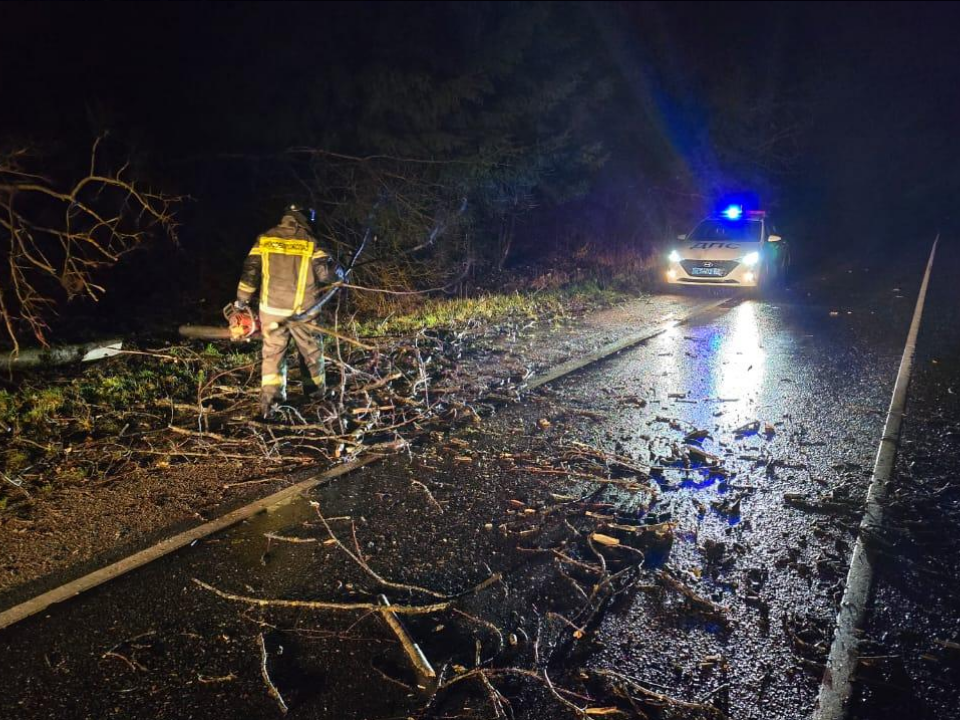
[{"left": 284, "top": 203, "right": 316, "bottom": 229}]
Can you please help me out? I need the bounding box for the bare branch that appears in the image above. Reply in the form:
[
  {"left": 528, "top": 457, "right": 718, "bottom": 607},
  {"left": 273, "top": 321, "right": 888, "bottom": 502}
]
[{"left": 0, "top": 138, "right": 180, "bottom": 351}]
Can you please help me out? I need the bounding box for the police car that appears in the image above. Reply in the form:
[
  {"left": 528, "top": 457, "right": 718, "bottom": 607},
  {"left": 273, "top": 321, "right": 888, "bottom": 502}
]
[{"left": 664, "top": 205, "right": 787, "bottom": 288}]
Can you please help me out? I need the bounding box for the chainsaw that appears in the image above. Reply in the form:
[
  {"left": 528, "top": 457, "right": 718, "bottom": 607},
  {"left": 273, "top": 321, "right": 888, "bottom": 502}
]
[
  {"left": 177, "top": 304, "right": 261, "bottom": 342},
  {"left": 224, "top": 303, "right": 260, "bottom": 341}
]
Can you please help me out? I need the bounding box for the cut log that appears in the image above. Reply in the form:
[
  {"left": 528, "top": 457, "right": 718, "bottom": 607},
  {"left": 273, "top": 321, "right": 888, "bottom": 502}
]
[{"left": 3, "top": 339, "right": 123, "bottom": 370}]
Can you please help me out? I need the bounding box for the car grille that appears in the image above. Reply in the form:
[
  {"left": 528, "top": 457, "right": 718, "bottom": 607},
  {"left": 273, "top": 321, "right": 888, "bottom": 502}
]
[{"left": 679, "top": 259, "right": 740, "bottom": 278}]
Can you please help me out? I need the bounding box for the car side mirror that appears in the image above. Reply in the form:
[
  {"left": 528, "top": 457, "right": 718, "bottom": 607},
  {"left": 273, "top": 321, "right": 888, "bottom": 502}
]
[
  {"left": 677, "top": 234, "right": 687, "bottom": 241},
  {"left": 768, "top": 234, "right": 782, "bottom": 243}
]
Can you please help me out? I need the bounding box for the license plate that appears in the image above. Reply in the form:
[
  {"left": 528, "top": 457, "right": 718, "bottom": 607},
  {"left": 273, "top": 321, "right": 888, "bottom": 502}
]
[{"left": 690, "top": 266, "right": 725, "bottom": 277}]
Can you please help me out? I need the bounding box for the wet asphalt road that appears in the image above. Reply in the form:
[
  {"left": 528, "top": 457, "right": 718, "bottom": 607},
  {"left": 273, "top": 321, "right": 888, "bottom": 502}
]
[{"left": 0, "top": 241, "right": 948, "bottom": 720}]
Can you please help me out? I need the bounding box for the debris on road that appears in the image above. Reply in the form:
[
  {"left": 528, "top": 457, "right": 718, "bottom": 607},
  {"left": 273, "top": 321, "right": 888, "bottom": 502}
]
[
  {"left": 733, "top": 420, "right": 777, "bottom": 438},
  {"left": 783, "top": 492, "right": 861, "bottom": 517},
  {"left": 684, "top": 428, "right": 711, "bottom": 443},
  {"left": 258, "top": 632, "right": 289, "bottom": 715},
  {"left": 684, "top": 444, "right": 724, "bottom": 468},
  {"left": 378, "top": 594, "right": 437, "bottom": 680},
  {"left": 589, "top": 532, "right": 621, "bottom": 547}
]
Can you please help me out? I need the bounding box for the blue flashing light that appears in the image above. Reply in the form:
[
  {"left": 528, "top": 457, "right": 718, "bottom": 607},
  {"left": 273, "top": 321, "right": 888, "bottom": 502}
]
[{"left": 722, "top": 204, "right": 743, "bottom": 220}]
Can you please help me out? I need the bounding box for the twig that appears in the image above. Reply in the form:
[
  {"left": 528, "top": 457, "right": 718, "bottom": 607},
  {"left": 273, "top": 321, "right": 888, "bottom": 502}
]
[
  {"left": 656, "top": 568, "right": 728, "bottom": 624},
  {"left": 198, "top": 673, "right": 237, "bottom": 684},
  {"left": 296, "top": 320, "right": 377, "bottom": 351},
  {"left": 412, "top": 479, "right": 444, "bottom": 513},
  {"left": 521, "top": 466, "right": 653, "bottom": 493},
  {"left": 369, "top": 662, "right": 416, "bottom": 693},
  {"left": 167, "top": 425, "right": 230, "bottom": 443},
  {"left": 224, "top": 478, "right": 281, "bottom": 490},
  {"left": 258, "top": 633, "right": 289, "bottom": 714},
  {"left": 594, "top": 668, "right": 726, "bottom": 719},
  {"left": 133, "top": 449, "right": 298, "bottom": 462},
  {"left": 312, "top": 502, "right": 451, "bottom": 599},
  {"left": 452, "top": 608, "right": 505, "bottom": 662},
  {"left": 193, "top": 578, "right": 451, "bottom": 615},
  {"left": 102, "top": 650, "right": 147, "bottom": 673},
  {"left": 264, "top": 533, "right": 318, "bottom": 544},
  {"left": 313, "top": 501, "right": 500, "bottom": 601},
  {"left": 116, "top": 349, "right": 184, "bottom": 362}
]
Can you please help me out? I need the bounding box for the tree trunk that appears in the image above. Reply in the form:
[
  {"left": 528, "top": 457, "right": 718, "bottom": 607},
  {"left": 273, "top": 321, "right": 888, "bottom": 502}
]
[{"left": 2, "top": 339, "right": 124, "bottom": 370}]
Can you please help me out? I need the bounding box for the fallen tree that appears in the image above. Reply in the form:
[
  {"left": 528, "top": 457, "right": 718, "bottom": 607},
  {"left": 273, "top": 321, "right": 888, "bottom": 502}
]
[{"left": 0, "top": 136, "right": 179, "bottom": 353}]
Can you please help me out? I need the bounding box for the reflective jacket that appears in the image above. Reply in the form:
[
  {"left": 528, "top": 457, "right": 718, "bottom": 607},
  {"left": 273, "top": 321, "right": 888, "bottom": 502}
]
[{"left": 236, "top": 216, "right": 335, "bottom": 317}]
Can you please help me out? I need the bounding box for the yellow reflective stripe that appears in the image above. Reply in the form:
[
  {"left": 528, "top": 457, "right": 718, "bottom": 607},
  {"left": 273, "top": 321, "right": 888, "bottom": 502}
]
[
  {"left": 258, "top": 237, "right": 312, "bottom": 256},
  {"left": 311, "top": 250, "right": 329, "bottom": 259},
  {"left": 238, "top": 281, "right": 256, "bottom": 294},
  {"left": 248, "top": 247, "right": 263, "bottom": 256},
  {"left": 259, "top": 303, "right": 295, "bottom": 316},
  {"left": 293, "top": 254, "right": 311, "bottom": 312},
  {"left": 258, "top": 248, "right": 314, "bottom": 257},
  {"left": 261, "top": 374, "right": 284, "bottom": 386},
  {"left": 261, "top": 253, "right": 270, "bottom": 307}
]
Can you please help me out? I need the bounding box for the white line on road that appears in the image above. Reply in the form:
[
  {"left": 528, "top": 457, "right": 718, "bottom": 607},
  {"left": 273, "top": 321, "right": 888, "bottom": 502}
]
[
  {"left": 814, "top": 235, "right": 940, "bottom": 720},
  {"left": 526, "top": 294, "right": 735, "bottom": 390}
]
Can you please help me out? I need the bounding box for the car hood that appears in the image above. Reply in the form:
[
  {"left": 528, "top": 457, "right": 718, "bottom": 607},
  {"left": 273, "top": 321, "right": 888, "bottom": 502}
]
[{"left": 680, "top": 240, "right": 760, "bottom": 261}]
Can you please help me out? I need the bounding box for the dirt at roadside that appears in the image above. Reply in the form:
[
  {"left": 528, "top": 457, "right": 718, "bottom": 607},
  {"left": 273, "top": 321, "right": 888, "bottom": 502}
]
[
  {"left": 0, "top": 459, "right": 285, "bottom": 594},
  {"left": 0, "top": 291, "right": 697, "bottom": 601}
]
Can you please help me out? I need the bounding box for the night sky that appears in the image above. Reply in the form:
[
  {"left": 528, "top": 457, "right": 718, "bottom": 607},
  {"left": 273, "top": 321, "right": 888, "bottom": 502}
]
[{"left": 3, "top": 1, "right": 959, "bottom": 257}]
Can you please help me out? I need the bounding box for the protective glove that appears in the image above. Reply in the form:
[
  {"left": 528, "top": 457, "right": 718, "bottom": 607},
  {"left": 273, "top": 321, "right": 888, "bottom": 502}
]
[
  {"left": 234, "top": 299, "right": 249, "bottom": 310},
  {"left": 335, "top": 265, "right": 346, "bottom": 281}
]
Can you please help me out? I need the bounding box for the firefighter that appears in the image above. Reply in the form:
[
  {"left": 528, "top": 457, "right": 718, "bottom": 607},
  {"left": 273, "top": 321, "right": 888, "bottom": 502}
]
[{"left": 234, "top": 204, "right": 339, "bottom": 419}]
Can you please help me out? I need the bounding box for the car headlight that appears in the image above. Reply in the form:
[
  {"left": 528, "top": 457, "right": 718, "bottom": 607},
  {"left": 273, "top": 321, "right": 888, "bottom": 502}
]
[
  {"left": 668, "top": 250, "right": 681, "bottom": 263},
  {"left": 742, "top": 251, "right": 760, "bottom": 266}
]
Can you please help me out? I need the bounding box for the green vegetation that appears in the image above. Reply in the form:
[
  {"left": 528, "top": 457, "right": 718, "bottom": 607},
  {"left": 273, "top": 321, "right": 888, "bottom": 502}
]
[
  {"left": 0, "top": 346, "right": 259, "bottom": 496},
  {"left": 359, "top": 282, "right": 630, "bottom": 337}
]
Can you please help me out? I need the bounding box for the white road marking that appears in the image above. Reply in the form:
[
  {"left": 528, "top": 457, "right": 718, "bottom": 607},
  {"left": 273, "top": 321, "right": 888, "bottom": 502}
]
[{"left": 814, "top": 235, "right": 940, "bottom": 719}]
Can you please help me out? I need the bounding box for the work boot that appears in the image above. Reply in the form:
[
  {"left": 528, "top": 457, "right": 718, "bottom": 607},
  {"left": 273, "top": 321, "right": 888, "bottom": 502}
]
[
  {"left": 259, "top": 403, "right": 284, "bottom": 423},
  {"left": 260, "top": 384, "right": 287, "bottom": 417},
  {"left": 260, "top": 392, "right": 282, "bottom": 421},
  {"left": 301, "top": 379, "right": 325, "bottom": 401}
]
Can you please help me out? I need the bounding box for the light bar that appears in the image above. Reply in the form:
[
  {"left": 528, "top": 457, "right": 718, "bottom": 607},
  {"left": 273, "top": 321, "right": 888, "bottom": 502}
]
[{"left": 722, "top": 204, "right": 743, "bottom": 220}]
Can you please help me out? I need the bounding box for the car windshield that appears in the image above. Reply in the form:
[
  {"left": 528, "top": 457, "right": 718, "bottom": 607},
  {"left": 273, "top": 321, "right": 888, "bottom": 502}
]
[{"left": 688, "top": 219, "right": 762, "bottom": 243}]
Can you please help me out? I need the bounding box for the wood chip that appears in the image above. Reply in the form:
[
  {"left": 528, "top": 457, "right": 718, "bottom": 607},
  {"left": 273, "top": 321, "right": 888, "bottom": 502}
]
[
  {"left": 590, "top": 532, "right": 620, "bottom": 547},
  {"left": 585, "top": 709, "right": 624, "bottom": 716}
]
